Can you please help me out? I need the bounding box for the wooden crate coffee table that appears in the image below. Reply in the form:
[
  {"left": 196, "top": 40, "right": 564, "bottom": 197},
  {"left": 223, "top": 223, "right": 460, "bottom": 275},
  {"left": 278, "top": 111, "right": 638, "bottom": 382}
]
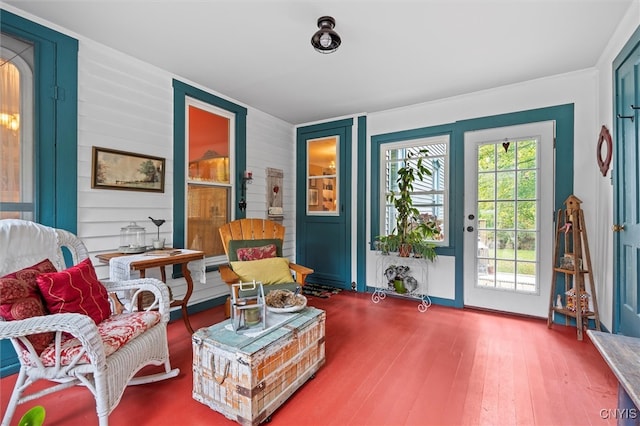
[{"left": 192, "top": 307, "right": 326, "bottom": 425}]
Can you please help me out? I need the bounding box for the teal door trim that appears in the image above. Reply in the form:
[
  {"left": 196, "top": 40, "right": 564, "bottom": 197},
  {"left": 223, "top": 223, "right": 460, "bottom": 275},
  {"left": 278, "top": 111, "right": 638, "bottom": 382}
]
[
  {"left": 356, "top": 115, "right": 368, "bottom": 291},
  {"left": 612, "top": 25, "right": 640, "bottom": 335},
  {"left": 369, "top": 104, "right": 574, "bottom": 308},
  {"left": 0, "top": 9, "right": 78, "bottom": 378}
]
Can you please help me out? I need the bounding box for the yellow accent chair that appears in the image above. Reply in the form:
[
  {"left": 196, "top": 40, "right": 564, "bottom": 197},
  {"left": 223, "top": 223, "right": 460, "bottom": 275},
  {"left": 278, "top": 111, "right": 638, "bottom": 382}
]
[{"left": 218, "top": 218, "right": 313, "bottom": 316}]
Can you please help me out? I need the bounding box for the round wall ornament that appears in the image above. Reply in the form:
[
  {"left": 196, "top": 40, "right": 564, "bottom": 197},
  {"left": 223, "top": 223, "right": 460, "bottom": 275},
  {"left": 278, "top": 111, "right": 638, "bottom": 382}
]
[{"left": 596, "top": 125, "right": 612, "bottom": 177}]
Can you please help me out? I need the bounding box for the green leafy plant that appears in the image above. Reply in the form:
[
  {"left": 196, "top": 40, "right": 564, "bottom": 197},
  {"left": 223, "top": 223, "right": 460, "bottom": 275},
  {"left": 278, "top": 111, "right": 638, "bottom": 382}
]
[{"left": 377, "top": 148, "right": 439, "bottom": 260}]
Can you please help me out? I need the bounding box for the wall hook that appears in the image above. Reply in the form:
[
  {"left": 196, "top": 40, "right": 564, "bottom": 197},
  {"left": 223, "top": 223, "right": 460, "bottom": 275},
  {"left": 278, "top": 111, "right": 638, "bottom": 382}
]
[
  {"left": 631, "top": 105, "right": 640, "bottom": 110},
  {"left": 617, "top": 113, "right": 634, "bottom": 122}
]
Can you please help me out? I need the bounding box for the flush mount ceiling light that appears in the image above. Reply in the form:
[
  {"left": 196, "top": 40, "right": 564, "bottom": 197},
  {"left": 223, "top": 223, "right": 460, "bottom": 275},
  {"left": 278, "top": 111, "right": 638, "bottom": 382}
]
[{"left": 311, "top": 16, "right": 341, "bottom": 54}]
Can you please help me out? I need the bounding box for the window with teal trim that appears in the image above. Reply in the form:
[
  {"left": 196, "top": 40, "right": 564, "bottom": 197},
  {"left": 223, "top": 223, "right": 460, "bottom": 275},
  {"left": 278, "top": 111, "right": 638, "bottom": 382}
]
[
  {"left": 172, "top": 80, "right": 247, "bottom": 266},
  {"left": 379, "top": 135, "right": 450, "bottom": 246},
  {"left": 0, "top": 9, "right": 78, "bottom": 230}
]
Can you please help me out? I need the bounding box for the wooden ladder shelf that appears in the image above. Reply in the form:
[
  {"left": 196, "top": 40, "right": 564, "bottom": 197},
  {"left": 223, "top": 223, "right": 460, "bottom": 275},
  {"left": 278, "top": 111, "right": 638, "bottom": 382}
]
[{"left": 547, "top": 195, "right": 601, "bottom": 340}]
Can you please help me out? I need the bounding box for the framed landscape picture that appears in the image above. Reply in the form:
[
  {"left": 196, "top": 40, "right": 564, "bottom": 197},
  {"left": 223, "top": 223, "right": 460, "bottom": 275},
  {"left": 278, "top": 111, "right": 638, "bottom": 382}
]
[{"left": 92, "top": 147, "right": 165, "bottom": 192}]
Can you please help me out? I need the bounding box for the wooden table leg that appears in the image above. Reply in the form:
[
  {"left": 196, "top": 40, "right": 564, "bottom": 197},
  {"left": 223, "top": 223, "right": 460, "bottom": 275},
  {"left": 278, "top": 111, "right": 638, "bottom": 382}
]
[
  {"left": 136, "top": 268, "right": 147, "bottom": 311},
  {"left": 180, "top": 263, "right": 195, "bottom": 334}
]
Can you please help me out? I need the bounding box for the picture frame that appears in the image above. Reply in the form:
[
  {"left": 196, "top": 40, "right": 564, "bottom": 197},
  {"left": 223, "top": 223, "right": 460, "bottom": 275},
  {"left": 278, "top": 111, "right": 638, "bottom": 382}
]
[
  {"left": 309, "top": 189, "right": 318, "bottom": 206},
  {"left": 92, "top": 146, "right": 165, "bottom": 193}
]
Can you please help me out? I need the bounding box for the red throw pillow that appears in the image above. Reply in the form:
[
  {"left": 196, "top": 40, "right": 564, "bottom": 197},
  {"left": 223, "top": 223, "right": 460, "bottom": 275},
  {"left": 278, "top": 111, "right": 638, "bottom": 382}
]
[
  {"left": 0, "top": 259, "right": 57, "bottom": 353},
  {"left": 236, "top": 244, "right": 277, "bottom": 261},
  {"left": 37, "top": 258, "right": 111, "bottom": 325}
]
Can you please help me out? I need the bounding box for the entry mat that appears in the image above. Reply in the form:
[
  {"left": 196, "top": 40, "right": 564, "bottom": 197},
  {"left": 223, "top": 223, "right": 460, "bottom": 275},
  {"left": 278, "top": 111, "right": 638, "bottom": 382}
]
[{"left": 302, "top": 282, "right": 342, "bottom": 298}]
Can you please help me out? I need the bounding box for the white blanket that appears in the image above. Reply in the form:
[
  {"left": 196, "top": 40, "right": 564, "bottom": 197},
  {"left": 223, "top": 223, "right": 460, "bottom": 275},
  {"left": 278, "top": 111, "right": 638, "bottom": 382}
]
[{"left": 108, "top": 249, "right": 206, "bottom": 284}]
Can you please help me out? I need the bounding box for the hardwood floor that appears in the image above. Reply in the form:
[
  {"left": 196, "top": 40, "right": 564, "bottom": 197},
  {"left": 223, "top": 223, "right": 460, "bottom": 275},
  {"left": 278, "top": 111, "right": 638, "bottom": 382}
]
[{"left": 1, "top": 291, "right": 618, "bottom": 425}]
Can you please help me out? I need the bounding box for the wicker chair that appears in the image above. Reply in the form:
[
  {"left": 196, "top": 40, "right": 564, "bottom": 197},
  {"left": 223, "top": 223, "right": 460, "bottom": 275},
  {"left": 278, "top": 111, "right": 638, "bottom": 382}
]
[
  {"left": 0, "top": 219, "right": 179, "bottom": 426},
  {"left": 218, "top": 218, "right": 313, "bottom": 316}
]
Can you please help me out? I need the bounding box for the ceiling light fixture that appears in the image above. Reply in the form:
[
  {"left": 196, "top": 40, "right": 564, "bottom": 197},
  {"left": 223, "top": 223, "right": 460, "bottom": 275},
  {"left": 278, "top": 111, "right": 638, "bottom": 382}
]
[{"left": 311, "top": 16, "right": 341, "bottom": 54}]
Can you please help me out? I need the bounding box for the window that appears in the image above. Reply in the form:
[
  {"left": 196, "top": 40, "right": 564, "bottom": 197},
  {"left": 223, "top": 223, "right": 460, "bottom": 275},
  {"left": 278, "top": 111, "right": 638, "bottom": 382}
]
[
  {"left": 172, "top": 80, "right": 247, "bottom": 266},
  {"left": 380, "top": 135, "right": 449, "bottom": 245},
  {"left": 0, "top": 33, "right": 34, "bottom": 220},
  {"left": 0, "top": 10, "right": 78, "bottom": 231},
  {"left": 306, "top": 136, "right": 339, "bottom": 215},
  {"left": 186, "top": 98, "right": 233, "bottom": 258}
]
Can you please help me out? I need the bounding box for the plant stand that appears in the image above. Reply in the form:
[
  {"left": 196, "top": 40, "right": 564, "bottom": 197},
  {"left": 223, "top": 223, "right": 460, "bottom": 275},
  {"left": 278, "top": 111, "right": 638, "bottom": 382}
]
[{"left": 370, "top": 252, "right": 431, "bottom": 312}]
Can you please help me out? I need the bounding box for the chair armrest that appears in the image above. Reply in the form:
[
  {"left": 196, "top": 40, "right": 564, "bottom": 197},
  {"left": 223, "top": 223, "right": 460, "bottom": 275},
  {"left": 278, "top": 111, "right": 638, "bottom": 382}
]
[
  {"left": 102, "top": 278, "right": 171, "bottom": 321},
  {"left": 0, "top": 312, "right": 107, "bottom": 368},
  {"left": 289, "top": 263, "right": 314, "bottom": 285},
  {"left": 218, "top": 264, "right": 240, "bottom": 285}
]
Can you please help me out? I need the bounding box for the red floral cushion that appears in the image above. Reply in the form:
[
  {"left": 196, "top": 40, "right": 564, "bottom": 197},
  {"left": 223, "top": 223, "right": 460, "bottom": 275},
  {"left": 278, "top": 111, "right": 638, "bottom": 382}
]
[
  {"left": 236, "top": 244, "right": 277, "bottom": 261},
  {"left": 0, "top": 259, "right": 57, "bottom": 353},
  {"left": 21, "top": 311, "right": 161, "bottom": 367},
  {"left": 37, "top": 258, "right": 111, "bottom": 325}
]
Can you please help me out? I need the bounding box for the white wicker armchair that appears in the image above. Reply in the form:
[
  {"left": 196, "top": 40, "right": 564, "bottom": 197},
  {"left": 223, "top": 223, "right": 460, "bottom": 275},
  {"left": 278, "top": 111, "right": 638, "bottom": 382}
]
[{"left": 0, "top": 219, "right": 179, "bottom": 426}]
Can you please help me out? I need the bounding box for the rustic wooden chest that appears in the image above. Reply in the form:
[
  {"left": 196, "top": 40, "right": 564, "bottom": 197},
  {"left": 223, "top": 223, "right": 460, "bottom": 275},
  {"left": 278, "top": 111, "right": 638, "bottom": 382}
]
[{"left": 192, "top": 307, "right": 326, "bottom": 425}]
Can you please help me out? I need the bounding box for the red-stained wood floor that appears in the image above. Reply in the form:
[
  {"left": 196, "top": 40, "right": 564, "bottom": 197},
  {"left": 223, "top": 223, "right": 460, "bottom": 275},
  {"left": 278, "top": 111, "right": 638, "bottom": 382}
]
[{"left": 1, "top": 291, "right": 618, "bottom": 425}]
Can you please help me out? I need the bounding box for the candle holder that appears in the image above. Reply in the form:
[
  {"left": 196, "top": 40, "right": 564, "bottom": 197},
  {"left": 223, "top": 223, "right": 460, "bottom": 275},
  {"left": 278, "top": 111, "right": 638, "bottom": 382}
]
[{"left": 149, "top": 216, "right": 166, "bottom": 249}]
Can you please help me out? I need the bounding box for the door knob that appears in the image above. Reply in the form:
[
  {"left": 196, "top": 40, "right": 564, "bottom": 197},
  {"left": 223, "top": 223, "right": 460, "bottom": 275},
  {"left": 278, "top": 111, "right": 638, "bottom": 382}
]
[{"left": 612, "top": 224, "right": 625, "bottom": 232}]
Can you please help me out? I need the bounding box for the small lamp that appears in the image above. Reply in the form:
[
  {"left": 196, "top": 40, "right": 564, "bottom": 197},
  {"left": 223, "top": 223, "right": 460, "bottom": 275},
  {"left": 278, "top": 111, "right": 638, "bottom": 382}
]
[{"left": 311, "top": 16, "right": 341, "bottom": 54}]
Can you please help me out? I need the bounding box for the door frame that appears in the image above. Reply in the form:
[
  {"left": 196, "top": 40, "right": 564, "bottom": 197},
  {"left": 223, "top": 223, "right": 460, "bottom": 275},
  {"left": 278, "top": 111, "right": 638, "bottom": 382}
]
[
  {"left": 296, "top": 118, "right": 353, "bottom": 289},
  {"left": 454, "top": 105, "right": 574, "bottom": 309},
  {"left": 612, "top": 25, "right": 640, "bottom": 334},
  {"left": 462, "top": 121, "right": 555, "bottom": 317}
]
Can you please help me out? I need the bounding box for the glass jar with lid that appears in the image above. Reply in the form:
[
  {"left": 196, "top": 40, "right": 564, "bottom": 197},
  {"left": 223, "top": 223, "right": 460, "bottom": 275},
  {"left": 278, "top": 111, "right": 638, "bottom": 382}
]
[{"left": 118, "top": 222, "right": 146, "bottom": 253}]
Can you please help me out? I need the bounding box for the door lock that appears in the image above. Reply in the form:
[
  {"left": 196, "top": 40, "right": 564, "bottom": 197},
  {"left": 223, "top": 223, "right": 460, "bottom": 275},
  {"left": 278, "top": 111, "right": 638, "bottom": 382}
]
[{"left": 612, "top": 224, "right": 625, "bottom": 232}]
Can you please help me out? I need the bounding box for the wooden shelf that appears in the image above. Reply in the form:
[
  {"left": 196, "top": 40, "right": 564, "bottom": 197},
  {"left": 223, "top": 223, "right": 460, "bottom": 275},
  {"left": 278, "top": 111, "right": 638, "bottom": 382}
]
[
  {"left": 547, "top": 195, "right": 601, "bottom": 340},
  {"left": 553, "top": 267, "right": 589, "bottom": 274},
  {"left": 550, "top": 306, "right": 597, "bottom": 319}
]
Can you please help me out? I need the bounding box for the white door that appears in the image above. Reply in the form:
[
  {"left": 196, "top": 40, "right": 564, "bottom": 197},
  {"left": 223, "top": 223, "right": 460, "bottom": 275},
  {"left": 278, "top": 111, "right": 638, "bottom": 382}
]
[{"left": 463, "top": 121, "right": 554, "bottom": 317}]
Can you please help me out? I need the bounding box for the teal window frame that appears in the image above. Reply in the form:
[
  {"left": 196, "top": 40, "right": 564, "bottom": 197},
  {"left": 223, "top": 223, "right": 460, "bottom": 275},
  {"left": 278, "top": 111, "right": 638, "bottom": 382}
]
[
  {"left": 172, "top": 80, "right": 247, "bottom": 265},
  {"left": 371, "top": 125, "right": 455, "bottom": 256},
  {"left": 0, "top": 9, "right": 78, "bottom": 377}
]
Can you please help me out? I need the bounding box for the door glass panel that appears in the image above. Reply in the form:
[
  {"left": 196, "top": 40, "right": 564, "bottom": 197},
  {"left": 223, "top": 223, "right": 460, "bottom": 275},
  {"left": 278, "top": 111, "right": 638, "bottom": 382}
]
[
  {"left": 1, "top": 33, "right": 34, "bottom": 220},
  {"left": 186, "top": 100, "right": 232, "bottom": 258},
  {"left": 307, "top": 137, "right": 338, "bottom": 215},
  {"left": 476, "top": 139, "right": 539, "bottom": 294}
]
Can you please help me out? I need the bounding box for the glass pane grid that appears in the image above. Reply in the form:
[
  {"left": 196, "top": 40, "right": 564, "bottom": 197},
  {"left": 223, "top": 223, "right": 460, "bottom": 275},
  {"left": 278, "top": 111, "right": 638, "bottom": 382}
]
[
  {"left": 384, "top": 141, "right": 448, "bottom": 243},
  {"left": 475, "top": 139, "right": 539, "bottom": 294}
]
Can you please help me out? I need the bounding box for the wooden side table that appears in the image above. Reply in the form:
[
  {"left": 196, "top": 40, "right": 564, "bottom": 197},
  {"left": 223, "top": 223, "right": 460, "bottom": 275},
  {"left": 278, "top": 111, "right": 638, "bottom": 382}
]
[{"left": 96, "top": 250, "right": 205, "bottom": 334}]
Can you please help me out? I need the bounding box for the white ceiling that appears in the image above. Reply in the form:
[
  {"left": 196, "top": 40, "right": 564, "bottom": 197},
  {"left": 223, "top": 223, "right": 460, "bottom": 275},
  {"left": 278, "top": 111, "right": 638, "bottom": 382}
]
[{"left": 4, "top": 0, "right": 634, "bottom": 125}]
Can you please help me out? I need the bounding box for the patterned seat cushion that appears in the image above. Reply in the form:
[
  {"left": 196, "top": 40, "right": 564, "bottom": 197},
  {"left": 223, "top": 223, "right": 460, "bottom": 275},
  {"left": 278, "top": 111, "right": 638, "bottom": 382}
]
[{"left": 22, "top": 310, "right": 161, "bottom": 367}]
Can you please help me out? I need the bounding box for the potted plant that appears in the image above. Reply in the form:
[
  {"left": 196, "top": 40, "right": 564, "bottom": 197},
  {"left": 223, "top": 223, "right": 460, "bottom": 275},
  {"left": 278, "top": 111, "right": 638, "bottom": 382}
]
[
  {"left": 407, "top": 219, "right": 439, "bottom": 261},
  {"left": 381, "top": 148, "right": 439, "bottom": 260}
]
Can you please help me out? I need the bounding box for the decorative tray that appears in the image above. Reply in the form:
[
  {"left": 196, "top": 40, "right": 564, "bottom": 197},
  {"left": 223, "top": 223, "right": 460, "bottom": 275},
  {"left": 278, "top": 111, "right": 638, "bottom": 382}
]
[{"left": 266, "top": 294, "right": 307, "bottom": 313}]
